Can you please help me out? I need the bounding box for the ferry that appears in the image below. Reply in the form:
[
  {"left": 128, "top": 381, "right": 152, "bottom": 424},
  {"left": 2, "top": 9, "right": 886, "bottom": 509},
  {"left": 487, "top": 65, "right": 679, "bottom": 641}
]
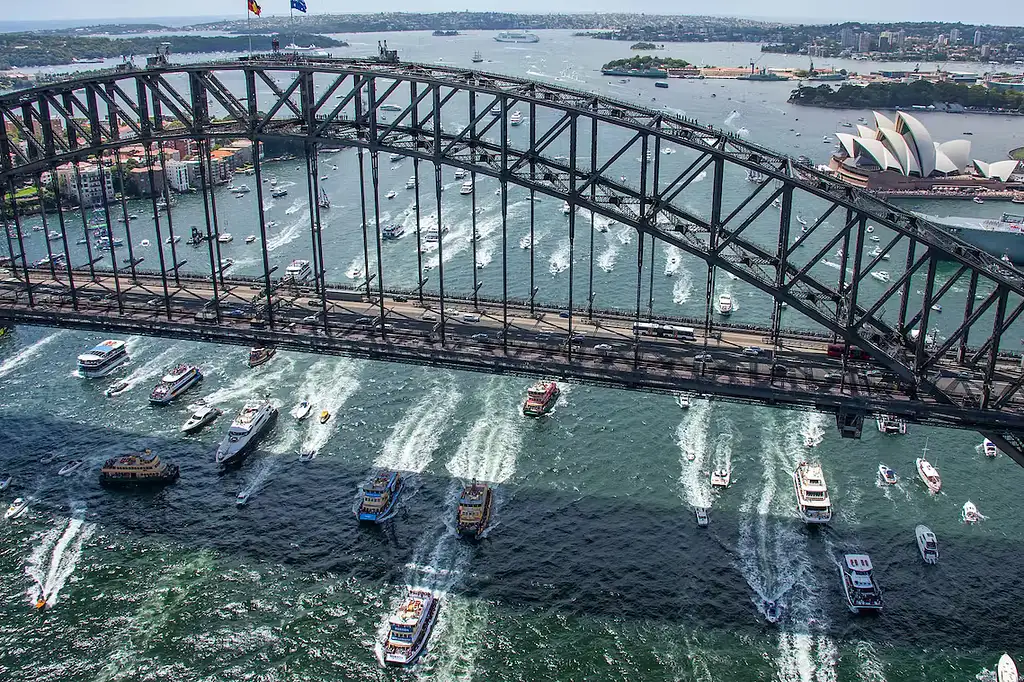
[
  {"left": 406, "top": 176, "right": 416, "bottom": 189},
  {"left": 357, "top": 470, "right": 403, "bottom": 522},
  {"left": 998, "top": 654, "right": 1018, "bottom": 682},
  {"left": 718, "top": 293, "right": 733, "bottom": 315},
  {"left": 455, "top": 481, "right": 493, "bottom": 538},
  {"left": 382, "top": 224, "right": 405, "bottom": 240},
  {"left": 695, "top": 507, "right": 710, "bottom": 527},
  {"left": 494, "top": 31, "right": 539, "bottom": 43},
  {"left": 291, "top": 400, "right": 313, "bottom": 421},
  {"left": 319, "top": 409, "right": 331, "bottom": 424},
  {"left": 58, "top": 460, "right": 84, "bottom": 476},
  {"left": 509, "top": 110, "right": 523, "bottom": 126},
  {"left": 149, "top": 364, "right": 203, "bottom": 405},
  {"left": 710, "top": 469, "right": 730, "bottom": 487},
  {"left": 793, "top": 461, "right": 832, "bottom": 524},
  {"left": 4, "top": 497, "right": 28, "bottom": 519},
  {"left": 915, "top": 524, "right": 938, "bottom": 564},
  {"left": 285, "top": 259, "right": 312, "bottom": 282},
  {"left": 916, "top": 447, "right": 942, "bottom": 494},
  {"left": 77, "top": 340, "right": 129, "bottom": 378},
  {"left": 839, "top": 553, "right": 883, "bottom": 613},
  {"left": 99, "top": 449, "right": 180, "bottom": 487},
  {"left": 381, "top": 589, "right": 441, "bottom": 665},
  {"left": 460, "top": 181, "right": 474, "bottom": 195},
  {"left": 181, "top": 404, "right": 222, "bottom": 433},
  {"left": 983, "top": 438, "right": 999, "bottom": 457},
  {"left": 878, "top": 464, "right": 898, "bottom": 485},
  {"left": 875, "top": 415, "right": 907, "bottom": 434},
  {"left": 523, "top": 381, "right": 560, "bottom": 417},
  {"left": 215, "top": 399, "right": 278, "bottom": 466},
  {"left": 248, "top": 346, "right": 276, "bottom": 368}
]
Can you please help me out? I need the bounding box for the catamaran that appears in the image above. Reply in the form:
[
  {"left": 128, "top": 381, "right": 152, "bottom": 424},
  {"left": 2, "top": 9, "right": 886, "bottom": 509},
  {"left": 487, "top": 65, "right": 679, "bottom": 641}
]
[{"left": 839, "top": 553, "right": 883, "bottom": 613}]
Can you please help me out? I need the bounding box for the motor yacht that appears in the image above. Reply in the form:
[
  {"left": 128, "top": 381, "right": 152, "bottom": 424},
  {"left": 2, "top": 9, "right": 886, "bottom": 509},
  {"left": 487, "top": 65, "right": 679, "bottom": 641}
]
[
  {"left": 291, "top": 400, "right": 313, "bottom": 421},
  {"left": 389, "top": 152, "right": 402, "bottom": 162},
  {"left": 248, "top": 346, "right": 276, "bottom": 368},
  {"left": 298, "top": 450, "right": 317, "bottom": 462},
  {"left": 271, "top": 188, "right": 288, "bottom": 198},
  {"left": 99, "top": 449, "right": 179, "bottom": 487},
  {"left": 523, "top": 381, "right": 560, "bottom": 417},
  {"left": 0, "top": 474, "right": 11, "bottom": 491},
  {"left": 710, "top": 469, "right": 730, "bottom": 487},
  {"left": 983, "top": 438, "right": 999, "bottom": 457},
  {"left": 455, "top": 481, "right": 493, "bottom": 538},
  {"left": 217, "top": 233, "right": 233, "bottom": 243},
  {"left": 676, "top": 393, "right": 691, "bottom": 409},
  {"left": 77, "top": 339, "right": 129, "bottom": 378},
  {"left": 357, "top": 470, "right": 403, "bottom": 522},
  {"left": 718, "top": 293, "right": 733, "bottom": 315},
  {"left": 998, "top": 654, "right": 1018, "bottom": 682},
  {"left": 870, "top": 271, "right": 890, "bottom": 283},
  {"left": 382, "top": 224, "right": 405, "bottom": 240},
  {"left": 839, "top": 553, "right": 883, "bottom": 613},
  {"left": 181, "top": 404, "right": 222, "bottom": 433},
  {"left": 460, "top": 181, "right": 474, "bottom": 195},
  {"left": 406, "top": 176, "right": 416, "bottom": 189},
  {"left": 962, "top": 500, "right": 982, "bottom": 524},
  {"left": 319, "top": 409, "right": 331, "bottom": 424},
  {"left": 793, "top": 461, "right": 832, "bottom": 524},
  {"left": 695, "top": 507, "right": 710, "bottom": 527},
  {"left": 509, "top": 110, "right": 523, "bottom": 126},
  {"left": 915, "top": 524, "right": 938, "bottom": 564},
  {"left": 285, "top": 259, "right": 312, "bottom": 282},
  {"left": 245, "top": 235, "right": 257, "bottom": 244},
  {"left": 149, "top": 364, "right": 203, "bottom": 405},
  {"left": 381, "top": 589, "right": 440, "bottom": 665},
  {"left": 561, "top": 201, "right": 571, "bottom": 215},
  {"left": 4, "top": 497, "right": 28, "bottom": 519},
  {"left": 878, "top": 464, "right": 898, "bottom": 485},
  {"left": 215, "top": 399, "right": 278, "bottom": 466},
  {"left": 875, "top": 415, "right": 907, "bottom": 434},
  {"left": 916, "top": 444, "right": 942, "bottom": 494},
  {"left": 454, "top": 168, "right": 467, "bottom": 180},
  {"left": 105, "top": 380, "right": 130, "bottom": 397},
  {"left": 386, "top": 190, "right": 397, "bottom": 200},
  {"left": 58, "top": 460, "right": 84, "bottom": 476},
  {"left": 236, "top": 490, "right": 250, "bottom": 506}
]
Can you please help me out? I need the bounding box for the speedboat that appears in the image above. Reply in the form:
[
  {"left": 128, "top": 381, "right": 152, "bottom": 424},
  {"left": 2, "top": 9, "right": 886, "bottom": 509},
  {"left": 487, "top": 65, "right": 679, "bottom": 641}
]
[
  {"left": 695, "top": 507, "right": 709, "bottom": 527},
  {"left": 804, "top": 435, "right": 817, "bottom": 448},
  {"left": 149, "top": 364, "right": 203, "bottom": 405},
  {"left": 77, "top": 339, "right": 129, "bottom": 378},
  {"left": 962, "top": 500, "right": 982, "bottom": 524},
  {"left": 878, "top": 464, "right": 898, "bottom": 485},
  {"left": 676, "top": 393, "right": 691, "bottom": 409},
  {"left": 4, "top": 497, "right": 28, "bottom": 519},
  {"left": 406, "top": 176, "right": 416, "bottom": 189},
  {"left": 248, "top": 346, "right": 275, "bottom": 368},
  {"left": 459, "top": 181, "right": 473, "bottom": 195},
  {"left": 916, "top": 450, "right": 942, "bottom": 494},
  {"left": 58, "top": 460, "right": 84, "bottom": 476},
  {"left": 217, "top": 233, "right": 233, "bottom": 243},
  {"left": 839, "top": 553, "right": 882, "bottom": 613},
  {"left": 386, "top": 190, "right": 397, "bottom": 200},
  {"left": 357, "top": 470, "right": 403, "bottom": 522},
  {"left": 718, "top": 293, "right": 733, "bottom": 315},
  {"left": 298, "top": 450, "right": 317, "bottom": 462},
  {"left": 561, "top": 201, "right": 571, "bottom": 215},
  {"left": 0, "top": 474, "right": 11, "bottom": 491},
  {"left": 215, "top": 399, "right": 278, "bottom": 467},
  {"left": 105, "top": 380, "right": 130, "bottom": 397},
  {"left": 291, "top": 400, "right": 313, "bottom": 421},
  {"left": 983, "top": 438, "right": 999, "bottom": 457},
  {"left": 523, "top": 381, "right": 560, "bottom": 417},
  {"left": 455, "top": 481, "right": 494, "bottom": 538},
  {"left": 973, "top": 196, "right": 985, "bottom": 204},
  {"left": 915, "top": 524, "right": 938, "bottom": 564},
  {"left": 245, "top": 235, "right": 256, "bottom": 244},
  {"left": 319, "top": 409, "right": 331, "bottom": 424},
  {"left": 236, "top": 490, "right": 250, "bottom": 506},
  {"left": 381, "top": 589, "right": 440, "bottom": 665},
  {"left": 793, "top": 461, "right": 832, "bottom": 524},
  {"left": 998, "top": 654, "right": 1018, "bottom": 682},
  {"left": 181, "top": 405, "right": 222, "bottom": 433},
  {"left": 39, "top": 453, "right": 57, "bottom": 465},
  {"left": 710, "top": 469, "right": 730, "bottom": 487}
]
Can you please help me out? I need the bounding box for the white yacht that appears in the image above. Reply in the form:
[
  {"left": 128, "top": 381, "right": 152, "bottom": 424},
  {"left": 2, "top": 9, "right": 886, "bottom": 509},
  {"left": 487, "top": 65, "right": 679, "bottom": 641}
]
[
  {"left": 962, "top": 500, "right": 982, "bottom": 524},
  {"left": 998, "top": 654, "right": 1018, "bottom": 682},
  {"left": 459, "top": 181, "right": 473, "bottom": 195},
  {"left": 793, "top": 461, "right": 832, "bottom": 524},
  {"left": 915, "top": 524, "right": 938, "bottom": 564},
  {"left": 839, "top": 553, "right": 883, "bottom": 613},
  {"left": 4, "top": 497, "right": 28, "bottom": 519},
  {"left": 916, "top": 444, "right": 942, "bottom": 494},
  {"left": 870, "top": 271, "right": 890, "bottom": 283},
  {"left": 710, "top": 469, "right": 730, "bottom": 487},
  {"left": 77, "top": 340, "right": 129, "bottom": 378},
  {"left": 509, "top": 110, "right": 523, "bottom": 126},
  {"left": 215, "top": 400, "right": 278, "bottom": 466},
  {"left": 285, "top": 259, "right": 312, "bottom": 282},
  {"left": 149, "top": 364, "right": 203, "bottom": 405},
  {"left": 381, "top": 589, "right": 440, "bottom": 665},
  {"left": 58, "top": 460, "right": 84, "bottom": 476},
  {"left": 217, "top": 233, "right": 233, "bottom": 243},
  {"left": 718, "top": 293, "right": 733, "bottom": 315},
  {"left": 454, "top": 168, "right": 467, "bottom": 180},
  {"left": 291, "top": 400, "right": 313, "bottom": 421},
  {"left": 695, "top": 507, "right": 709, "bottom": 527},
  {"left": 386, "top": 190, "right": 397, "bottom": 200},
  {"left": 181, "top": 404, "right": 222, "bottom": 433},
  {"left": 983, "top": 438, "right": 999, "bottom": 457},
  {"left": 406, "top": 176, "right": 416, "bottom": 189},
  {"left": 876, "top": 415, "right": 907, "bottom": 434}
]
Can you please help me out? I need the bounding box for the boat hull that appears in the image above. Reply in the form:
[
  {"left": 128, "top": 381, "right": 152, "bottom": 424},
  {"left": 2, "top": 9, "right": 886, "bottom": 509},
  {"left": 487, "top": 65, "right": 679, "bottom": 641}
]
[
  {"left": 182, "top": 415, "right": 217, "bottom": 434},
  {"left": 79, "top": 354, "right": 129, "bottom": 378}
]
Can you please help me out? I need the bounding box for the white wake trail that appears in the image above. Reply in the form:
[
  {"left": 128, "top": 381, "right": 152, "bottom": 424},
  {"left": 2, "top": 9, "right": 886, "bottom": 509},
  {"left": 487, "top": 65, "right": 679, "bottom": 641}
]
[
  {"left": 298, "top": 358, "right": 362, "bottom": 454},
  {"left": 676, "top": 400, "right": 713, "bottom": 508},
  {"left": 26, "top": 511, "right": 96, "bottom": 609},
  {"left": 446, "top": 380, "right": 521, "bottom": 484},
  {"left": 375, "top": 379, "right": 462, "bottom": 472},
  {"left": 0, "top": 331, "right": 63, "bottom": 379}
]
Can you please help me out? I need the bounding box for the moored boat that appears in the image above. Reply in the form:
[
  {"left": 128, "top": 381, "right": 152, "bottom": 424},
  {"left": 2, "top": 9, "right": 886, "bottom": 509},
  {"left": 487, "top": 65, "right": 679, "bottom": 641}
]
[
  {"left": 455, "top": 481, "right": 493, "bottom": 538},
  {"left": 915, "top": 524, "right": 938, "bottom": 564},
  {"left": 181, "top": 404, "right": 222, "bottom": 433},
  {"left": 99, "top": 449, "right": 179, "bottom": 487},
  {"left": 381, "top": 589, "right": 441, "bottom": 665},
  {"left": 215, "top": 399, "right": 278, "bottom": 467},
  {"left": 839, "top": 553, "right": 883, "bottom": 613},
  {"left": 878, "top": 464, "right": 898, "bottom": 485},
  {"left": 149, "top": 364, "right": 203, "bottom": 404},
  {"left": 916, "top": 444, "right": 942, "bottom": 494},
  {"left": 248, "top": 346, "right": 276, "bottom": 368},
  {"left": 357, "top": 470, "right": 403, "bottom": 522},
  {"left": 523, "top": 381, "right": 559, "bottom": 417},
  {"left": 793, "top": 461, "right": 832, "bottom": 524},
  {"left": 77, "top": 339, "right": 129, "bottom": 378},
  {"left": 998, "top": 654, "right": 1018, "bottom": 682}
]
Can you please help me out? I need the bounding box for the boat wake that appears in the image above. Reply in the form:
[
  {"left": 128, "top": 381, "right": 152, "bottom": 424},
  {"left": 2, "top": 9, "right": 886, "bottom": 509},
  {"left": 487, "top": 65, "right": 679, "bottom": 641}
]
[
  {"left": 664, "top": 244, "right": 682, "bottom": 276},
  {"left": 375, "top": 378, "right": 462, "bottom": 472},
  {"left": 299, "top": 358, "right": 362, "bottom": 454},
  {"left": 414, "top": 594, "right": 490, "bottom": 681},
  {"left": 285, "top": 199, "right": 305, "bottom": 215},
  {"left": 677, "top": 400, "right": 712, "bottom": 508},
  {"left": 0, "top": 331, "right": 62, "bottom": 380},
  {"left": 597, "top": 236, "right": 620, "bottom": 272},
  {"left": 673, "top": 268, "right": 694, "bottom": 304},
  {"left": 345, "top": 257, "right": 366, "bottom": 280},
  {"left": 615, "top": 226, "right": 633, "bottom": 245},
  {"left": 264, "top": 210, "right": 309, "bottom": 251},
  {"left": 446, "top": 379, "right": 521, "bottom": 484},
  {"left": 203, "top": 354, "right": 297, "bottom": 405},
  {"left": 25, "top": 508, "right": 96, "bottom": 609},
  {"left": 548, "top": 238, "right": 571, "bottom": 275}
]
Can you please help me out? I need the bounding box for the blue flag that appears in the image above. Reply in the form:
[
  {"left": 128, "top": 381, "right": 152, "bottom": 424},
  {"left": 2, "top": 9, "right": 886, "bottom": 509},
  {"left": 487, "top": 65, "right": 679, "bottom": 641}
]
[{"left": 291, "top": 0, "right": 307, "bottom": 11}]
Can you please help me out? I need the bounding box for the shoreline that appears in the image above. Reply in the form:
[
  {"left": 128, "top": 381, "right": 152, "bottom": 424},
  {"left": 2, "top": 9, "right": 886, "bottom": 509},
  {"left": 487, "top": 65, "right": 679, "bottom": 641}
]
[{"left": 789, "top": 99, "right": 1024, "bottom": 117}]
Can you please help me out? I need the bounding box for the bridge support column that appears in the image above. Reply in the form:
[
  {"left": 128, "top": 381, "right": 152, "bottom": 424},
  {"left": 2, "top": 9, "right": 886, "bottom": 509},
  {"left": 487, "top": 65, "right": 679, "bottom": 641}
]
[
  {"left": 3, "top": 179, "right": 33, "bottom": 307},
  {"left": 47, "top": 164, "right": 77, "bottom": 310}
]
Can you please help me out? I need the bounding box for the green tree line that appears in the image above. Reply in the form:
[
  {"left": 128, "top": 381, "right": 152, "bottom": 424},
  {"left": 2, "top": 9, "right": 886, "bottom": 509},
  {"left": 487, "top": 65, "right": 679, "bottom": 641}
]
[
  {"left": 601, "top": 55, "right": 690, "bottom": 70},
  {"left": 788, "top": 80, "right": 1024, "bottom": 112}
]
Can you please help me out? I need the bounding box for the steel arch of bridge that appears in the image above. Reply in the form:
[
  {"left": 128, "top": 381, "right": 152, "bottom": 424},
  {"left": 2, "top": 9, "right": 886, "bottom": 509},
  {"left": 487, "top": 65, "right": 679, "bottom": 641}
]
[{"left": 3, "top": 55, "right": 1024, "bottom": 460}]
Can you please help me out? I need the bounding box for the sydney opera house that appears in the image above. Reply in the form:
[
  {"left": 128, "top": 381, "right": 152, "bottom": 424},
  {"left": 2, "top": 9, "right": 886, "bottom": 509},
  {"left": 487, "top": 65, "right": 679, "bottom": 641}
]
[{"left": 828, "top": 111, "right": 1021, "bottom": 193}]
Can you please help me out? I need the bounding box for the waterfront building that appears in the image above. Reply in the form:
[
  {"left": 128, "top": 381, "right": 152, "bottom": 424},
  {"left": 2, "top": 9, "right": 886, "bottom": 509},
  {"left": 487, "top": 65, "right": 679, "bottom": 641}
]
[
  {"left": 974, "top": 29, "right": 983, "bottom": 47},
  {"left": 54, "top": 162, "right": 114, "bottom": 206}
]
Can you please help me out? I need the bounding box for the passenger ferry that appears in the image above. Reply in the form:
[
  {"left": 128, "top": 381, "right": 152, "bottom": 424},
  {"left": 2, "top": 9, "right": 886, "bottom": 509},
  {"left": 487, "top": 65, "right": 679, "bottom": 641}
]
[
  {"left": 718, "top": 293, "right": 733, "bottom": 315},
  {"left": 915, "top": 524, "right": 938, "bottom": 564},
  {"left": 523, "top": 381, "right": 560, "bottom": 417},
  {"left": 455, "top": 481, "right": 493, "bottom": 538},
  {"left": 839, "top": 553, "right": 883, "bottom": 613},
  {"left": 460, "top": 181, "right": 474, "bottom": 195},
  {"left": 215, "top": 399, "right": 278, "bottom": 466},
  {"left": 382, "top": 223, "right": 405, "bottom": 240},
  {"left": 285, "top": 259, "right": 312, "bottom": 282},
  {"left": 357, "top": 470, "right": 403, "bottom": 522},
  {"left": 793, "top": 461, "right": 832, "bottom": 524},
  {"left": 149, "top": 364, "right": 203, "bottom": 404},
  {"left": 916, "top": 444, "right": 942, "bottom": 494},
  {"left": 381, "top": 589, "right": 441, "bottom": 665},
  {"left": 509, "top": 110, "right": 523, "bottom": 126},
  {"left": 77, "top": 340, "right": 129, "bottom": 378},
  {"left": 99, "top": 449, "right": 180, "bottom": 487},
  {"left": 875, "top": 414, "right": 907, "bottom": 434},
  {"left": 248, "top": 346, "right": 276, "bottom": 368}
]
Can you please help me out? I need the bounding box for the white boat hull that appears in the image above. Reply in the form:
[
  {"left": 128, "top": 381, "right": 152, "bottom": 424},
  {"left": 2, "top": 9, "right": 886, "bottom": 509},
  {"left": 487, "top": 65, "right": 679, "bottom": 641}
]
[{"left": 998, "top": 654, "right": 1018, "bottom": 682}]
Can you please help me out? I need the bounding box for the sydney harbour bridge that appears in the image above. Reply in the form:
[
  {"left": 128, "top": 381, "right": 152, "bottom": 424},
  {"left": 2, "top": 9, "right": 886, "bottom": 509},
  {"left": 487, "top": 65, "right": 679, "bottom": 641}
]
[{"left": 3, "top": 48, "right": 1024, "bottom": 462}]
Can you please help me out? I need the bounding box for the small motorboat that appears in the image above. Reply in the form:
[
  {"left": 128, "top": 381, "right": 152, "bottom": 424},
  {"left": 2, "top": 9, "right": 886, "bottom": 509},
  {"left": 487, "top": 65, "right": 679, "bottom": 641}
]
[
  {"left": 298, "top": 450, "right": 317, "bottom": 462},
  {"left": 181, "top": 405, "right": 223, "bottom": 434},
  {"left": 878, "top": 464, "right": 898, "bottom": 485},
  {"left": 915, "top": 524, "right": 938, "bottom": 564},
  {"left": 676, "top": 394, "right": 691, "bottom": 409},
  {"left": 695, "top": 507, "right": 709, "bottom": 527},
  {"left": 319, "top": 409, "right": 331, "bottom": 424},
  {"left": 385, "top": 190, "right": 397, "bottom": 200},
  {"left": 39, "top": 453, "right": 57, "bottom": 465},
  {"left": 710, "top": 469, "right": 731, "bottom": 487},
  {"left": 58, "top": 460, "right": 84, "bottom": 476},
  {"left": 0, "top": 474, "right": 11, "bottom": 491},
  {"left": 248, "top": 346, "right": 275, "bottom": 368},
  {"left": 983, "top": 438, "right": 999, "bottom": 457},
  {"left": 35, "top": 597, "right": 47, "bottom": 610},
  {"left": 931, "top": 304, "right": 942, "bottom": 313},
  {"left": 4, "top": 497, "right": 28, "bottom": 519},
  {"left": 804, "top": 435, "right": 817, "bottom": 448},
  {"left": 962, "top": 500, "right": 982, "bottom": 524},
  {"left": 236, "top": 490, "right": 250, "bottom": 506},
  {"left": 998, "top": 654, "right": 1018, "bottom": 682},
  {"left": 105, "top": 380, "right": 130, "bottom": 397},
  {"left": 763, "top": 600, "right": 781, "bottom": 623},
  {"left": 245, "top": 235, "right": 257, "bottom": 244},
  {"left": 973, "top": 196, "right": 984, "bottom": 204},
  {"left": 291, "top": 400, "right": 313, "bottom": 421}
]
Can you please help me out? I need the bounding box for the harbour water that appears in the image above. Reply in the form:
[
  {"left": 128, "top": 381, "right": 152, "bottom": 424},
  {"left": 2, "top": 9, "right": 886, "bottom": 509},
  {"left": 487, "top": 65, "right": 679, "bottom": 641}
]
[{"left": 2, "top": 30, "right": 1024, "bottom": 681}]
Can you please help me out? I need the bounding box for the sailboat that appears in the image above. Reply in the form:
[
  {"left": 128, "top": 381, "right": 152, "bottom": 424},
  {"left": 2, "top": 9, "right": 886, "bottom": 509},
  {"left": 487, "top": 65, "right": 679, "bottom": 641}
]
[
  {"left": 472, "top": 51, "right": 484, "bottom": 63},
  {"left": 318, "top": 188, "right": 331, "bottom": 209}
]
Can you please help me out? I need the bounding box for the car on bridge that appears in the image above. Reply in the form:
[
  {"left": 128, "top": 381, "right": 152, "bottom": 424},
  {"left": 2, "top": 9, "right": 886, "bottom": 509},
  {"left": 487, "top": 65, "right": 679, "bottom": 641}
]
[
  {"left": 694, "top": 353, "right": 713, "bottom": 362},
  {"left": 742, "top": 346, "right": 762, "bottom": 356}
]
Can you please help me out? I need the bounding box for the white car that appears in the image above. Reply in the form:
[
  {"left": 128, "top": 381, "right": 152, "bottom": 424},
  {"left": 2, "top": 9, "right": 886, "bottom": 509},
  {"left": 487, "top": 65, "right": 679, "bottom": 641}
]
[
  {"left": 461, "top": 312, "right": 481, "bottom": 322},
  {"left": 693, "top": 353, "right": 713, "bottom": 362},
  {"left": 421, "top": 310, "right": 439, "bottom": 321},
  {"left": 742, "top": 346, "right": 761, "bottom": 357}
]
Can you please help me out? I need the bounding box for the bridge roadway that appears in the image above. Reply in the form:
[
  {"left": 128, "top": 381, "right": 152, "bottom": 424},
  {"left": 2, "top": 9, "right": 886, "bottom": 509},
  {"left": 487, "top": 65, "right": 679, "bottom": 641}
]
[{"left": 3, "top": 268, "right": 1024, "bottom": 436}]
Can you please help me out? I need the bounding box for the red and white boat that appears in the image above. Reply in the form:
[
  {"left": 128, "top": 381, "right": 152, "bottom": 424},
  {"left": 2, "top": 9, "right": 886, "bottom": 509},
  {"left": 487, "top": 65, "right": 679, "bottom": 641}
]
[{"left": 523, "top": 381, "right": 559, "bottom": 417}]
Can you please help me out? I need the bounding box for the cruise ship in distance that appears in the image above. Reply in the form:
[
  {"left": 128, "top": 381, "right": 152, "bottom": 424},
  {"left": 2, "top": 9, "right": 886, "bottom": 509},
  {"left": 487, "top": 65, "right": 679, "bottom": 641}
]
[
  {"left": 149, "top": 364, "right": 203, "bottom": 405},
  {"left": 793, "top": 461, "right": 832, "bottom": 524},
  {"left": 494, "top": 31, "right": 539, "bottom": 43},
  {"left": 917, "top": 212, "right": 1024, "bottom": 263},
  {"left": 215, "top": 400, "right": 278, "bottom": 466},
  {"left": 99, "top": 449, "right": 179, "bottom": 487},
  {"left": 381, "top": 589, "right": 441, "bottom": 665},
  {"left": 77, "top": 340, "right": 129, "bottom": 378}
]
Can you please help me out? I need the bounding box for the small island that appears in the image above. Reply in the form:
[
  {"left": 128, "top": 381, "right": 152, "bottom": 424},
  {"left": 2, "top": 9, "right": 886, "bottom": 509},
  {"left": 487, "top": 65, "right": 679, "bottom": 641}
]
[
  {"left": 788, "top": 80, "right": 1024, "bottom": 114},
  {"left": 630, "top": 41, "right": 659, "bottom": 50},
  {"left": 431, "top": 30, "right": 460, "bottom": 36},
  {"left": 601, "top": 55, "right": 689, "bottom": 77}
]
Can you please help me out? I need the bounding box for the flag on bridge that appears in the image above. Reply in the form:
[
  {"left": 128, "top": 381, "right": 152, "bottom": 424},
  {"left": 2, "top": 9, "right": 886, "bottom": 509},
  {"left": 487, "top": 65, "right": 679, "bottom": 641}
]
[
  {"left": 291, "top": 0, "right": 307, "bottom": 12},
  {"left": 247, "top": 0, "right": 261, "bottom": 16}
]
